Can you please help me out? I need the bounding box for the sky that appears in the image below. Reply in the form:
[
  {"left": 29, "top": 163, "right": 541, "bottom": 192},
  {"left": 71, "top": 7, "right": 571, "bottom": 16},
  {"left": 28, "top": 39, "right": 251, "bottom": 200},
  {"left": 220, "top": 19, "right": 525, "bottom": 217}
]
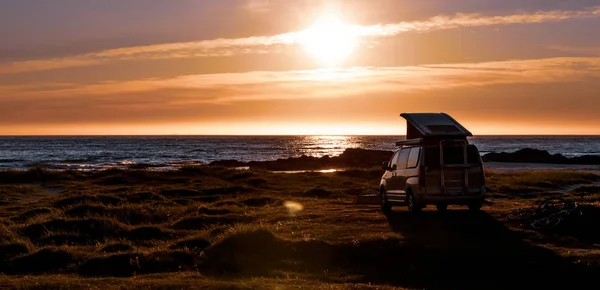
[{"left": 1, "top": 0, "right": 600, "bottom": 135}]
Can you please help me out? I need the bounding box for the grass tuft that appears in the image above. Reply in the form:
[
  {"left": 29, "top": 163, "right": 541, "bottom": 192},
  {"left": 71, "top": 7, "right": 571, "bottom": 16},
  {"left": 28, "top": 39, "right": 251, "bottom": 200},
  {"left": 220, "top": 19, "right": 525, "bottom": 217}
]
[
  {"left": 22, "top": 218, "right": 127, "bottom": 240},
  {"left": 100, "top": 242, "right": 134, "bottom": 253},
  {"left": 125, "top": 226, "right": 173, "bottom": 241},
  {"left": 168, "top": 234, "right": 211, "bottom": 252},
  {"left": 54, "top": 194, "right": 122, "bottom": 208},
  {"left": 0, "top": 242, "right": 29, "bottom": 264},
  {"left": 5, "top": 248, "right": 76, "bottom": 274},
  {"left": 200, "top": 228, "right": 282, "bottom": 276},
  {"left": 10, "top": 208, "right": 55, "bottom": 223},
  {"left": 79, "top": 251, "right": 197, "bottom": 277},
  {"left": 172, "top": 215, "right": 250, "bottom": 230}
]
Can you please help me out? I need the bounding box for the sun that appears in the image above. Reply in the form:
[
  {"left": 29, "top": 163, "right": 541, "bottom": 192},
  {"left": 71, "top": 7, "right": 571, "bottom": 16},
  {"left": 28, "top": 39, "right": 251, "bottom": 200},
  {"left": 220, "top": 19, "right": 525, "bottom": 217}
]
[{"left": 299, "top": 14, "right": 357, "bottom": 66}]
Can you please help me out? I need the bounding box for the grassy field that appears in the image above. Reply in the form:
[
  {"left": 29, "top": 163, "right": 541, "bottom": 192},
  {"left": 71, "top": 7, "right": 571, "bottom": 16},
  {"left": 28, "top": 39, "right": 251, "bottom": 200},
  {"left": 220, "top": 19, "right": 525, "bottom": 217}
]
[{"left": 1, "top": 166, "right": 600, "bottom": 289}]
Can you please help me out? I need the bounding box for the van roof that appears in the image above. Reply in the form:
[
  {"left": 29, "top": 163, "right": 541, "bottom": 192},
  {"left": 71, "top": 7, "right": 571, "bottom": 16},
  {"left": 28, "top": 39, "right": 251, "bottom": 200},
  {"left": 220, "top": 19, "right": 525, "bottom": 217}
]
[{"left": 400, "top": 112, "right": 472, "bottom": 139}]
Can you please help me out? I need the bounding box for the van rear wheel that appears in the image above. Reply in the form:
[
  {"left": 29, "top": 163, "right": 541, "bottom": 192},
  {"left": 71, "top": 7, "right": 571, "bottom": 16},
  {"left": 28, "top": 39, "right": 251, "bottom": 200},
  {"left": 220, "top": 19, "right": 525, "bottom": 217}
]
[
  {"left": 468, "top": 202, "right": 482, "bottom": 211},
  {"left": 436, "top": 204, "right": 448, "bottom": 211}
]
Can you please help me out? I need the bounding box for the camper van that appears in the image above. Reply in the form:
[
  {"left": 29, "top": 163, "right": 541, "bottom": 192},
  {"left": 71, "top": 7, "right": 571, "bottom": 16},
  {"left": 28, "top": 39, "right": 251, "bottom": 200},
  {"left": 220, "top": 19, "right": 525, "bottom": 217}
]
[{"left": 379, "top": 113, "right": 486, "bottom": 213}]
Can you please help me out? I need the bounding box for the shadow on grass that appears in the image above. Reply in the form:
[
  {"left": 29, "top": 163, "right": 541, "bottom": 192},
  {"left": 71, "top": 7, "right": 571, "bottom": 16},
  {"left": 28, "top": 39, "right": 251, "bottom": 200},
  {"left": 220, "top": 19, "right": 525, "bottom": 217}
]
[
  {"left": 379, "top": 210, "right": 600, "bottom": 289},
  {"left": 186, "top": 211, "right": 600, "bottom": 289},
  {"left": 515, "top": 205, "right": 600, "bottom": 249}
]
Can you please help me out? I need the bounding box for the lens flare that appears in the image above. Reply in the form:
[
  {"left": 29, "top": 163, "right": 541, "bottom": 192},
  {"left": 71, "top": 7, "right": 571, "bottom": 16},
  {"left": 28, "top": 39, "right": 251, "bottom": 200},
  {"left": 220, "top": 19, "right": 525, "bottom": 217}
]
[{"left": 284, "top": 201, "right": 304, "bottom": 216}]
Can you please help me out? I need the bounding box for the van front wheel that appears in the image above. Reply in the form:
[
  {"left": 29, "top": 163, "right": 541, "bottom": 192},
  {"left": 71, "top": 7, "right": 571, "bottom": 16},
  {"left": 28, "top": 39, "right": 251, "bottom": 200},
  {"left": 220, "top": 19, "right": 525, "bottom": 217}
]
[
  {"left": 407, "top": 193, "right": 422, "bottom": 212},
  {"left": 380, "top": 189, "right": 392, "bottom": 215}
]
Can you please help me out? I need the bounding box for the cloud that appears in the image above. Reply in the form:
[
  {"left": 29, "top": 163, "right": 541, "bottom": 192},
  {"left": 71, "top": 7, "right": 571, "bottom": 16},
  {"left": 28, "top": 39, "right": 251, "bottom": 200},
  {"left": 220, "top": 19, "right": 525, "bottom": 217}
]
[
  {"left": 0, "top": 57, "right": 102, "bottom": 74},
  {"left": 355, "top": 6, "right": 600, "bottom": 37},
  {"left": 242, "top": 0, "right": 273, "bottom": 13},
  {"left": 548, "top": 45, "right": 600, "bottom": 55},
  {"left": 2, "top": 56, "right": 600, "bottom": 133},
  {"left": 2, "top": 6, "right": 600, "bottom": 74},
  {"left": 4, "top": 57, "right": 600, "bottom": 103}
]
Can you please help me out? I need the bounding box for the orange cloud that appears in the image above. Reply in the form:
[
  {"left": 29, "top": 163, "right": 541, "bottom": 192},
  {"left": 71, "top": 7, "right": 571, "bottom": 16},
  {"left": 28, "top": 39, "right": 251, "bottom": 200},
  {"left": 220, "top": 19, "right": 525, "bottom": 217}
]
[
  {"left": 2, "top": 57, "right": 600, "bottom": 134},
  {"left": 2, "top": 6, "right": 599, "bottom": 74},
  {"left": 4, "top": 58, "right": 600, "bottom": 103},
  {"left": 356, "top": 6, "right": 600, "bottom": 37},
  {"left": 0, "top": 58, "right": 102, "bottom": 75},
  {"left": 3, "top": 57, "right": 599, "bottom": 105},
  {"left": 548, "top": 45, "right": 600, "bottom": 55}
]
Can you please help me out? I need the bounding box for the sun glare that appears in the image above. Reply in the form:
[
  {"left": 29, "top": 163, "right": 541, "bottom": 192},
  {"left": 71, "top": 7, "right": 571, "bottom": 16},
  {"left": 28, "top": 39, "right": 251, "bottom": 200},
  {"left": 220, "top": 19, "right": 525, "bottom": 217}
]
[{"left": 299, "top": 14, "right": 357, "bottom": 66}]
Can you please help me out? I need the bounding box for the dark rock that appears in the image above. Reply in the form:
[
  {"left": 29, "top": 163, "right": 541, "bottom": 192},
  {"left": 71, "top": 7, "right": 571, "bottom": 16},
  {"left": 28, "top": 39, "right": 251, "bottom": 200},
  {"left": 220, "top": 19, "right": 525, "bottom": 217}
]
[
  {"left": 209, "top": 160, "right": 246, "bottom": 167},
  {"left": 482, "top": 148, "right": 600, "bottom": 165},
  {"left": 209, "top": 148, "right": 394, "bottom": 171}
]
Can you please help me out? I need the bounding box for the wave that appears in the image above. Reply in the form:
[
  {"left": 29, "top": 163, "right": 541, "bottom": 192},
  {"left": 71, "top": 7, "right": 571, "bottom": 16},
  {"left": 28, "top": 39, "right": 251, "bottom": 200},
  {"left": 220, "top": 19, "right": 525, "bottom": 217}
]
[{"left": 13, "top": 160, "right": 207, "bottom": 172}]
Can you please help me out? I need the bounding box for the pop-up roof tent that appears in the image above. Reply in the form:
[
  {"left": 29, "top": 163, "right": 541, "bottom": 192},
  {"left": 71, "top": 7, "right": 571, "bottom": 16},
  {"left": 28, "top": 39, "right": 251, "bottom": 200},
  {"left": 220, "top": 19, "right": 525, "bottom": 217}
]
[{"left": 396, "top": 113, "right": 472, "bottom": 146}]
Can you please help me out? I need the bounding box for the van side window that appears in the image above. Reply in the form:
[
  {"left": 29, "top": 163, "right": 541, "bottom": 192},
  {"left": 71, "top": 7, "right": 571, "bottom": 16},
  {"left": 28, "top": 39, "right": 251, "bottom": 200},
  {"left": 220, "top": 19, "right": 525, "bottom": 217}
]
[
  {"left": 396, "top": 148, "right": 411, "bottom": 170},
  {"left": 407, "top": 147, "right": 421, "bottom": 168},
  {"left": 424, "top": 146, "right": 440, "bottom": 168},
  {"left": 389, "top": 151, "right": 400, "bottom": 169}
]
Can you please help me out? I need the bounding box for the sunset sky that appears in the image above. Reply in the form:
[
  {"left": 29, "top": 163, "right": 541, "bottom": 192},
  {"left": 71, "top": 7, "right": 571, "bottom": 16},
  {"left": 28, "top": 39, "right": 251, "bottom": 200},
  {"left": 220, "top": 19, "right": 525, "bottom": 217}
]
[{"left": 1, "top": 0, "right": 600, "bottom": 135}]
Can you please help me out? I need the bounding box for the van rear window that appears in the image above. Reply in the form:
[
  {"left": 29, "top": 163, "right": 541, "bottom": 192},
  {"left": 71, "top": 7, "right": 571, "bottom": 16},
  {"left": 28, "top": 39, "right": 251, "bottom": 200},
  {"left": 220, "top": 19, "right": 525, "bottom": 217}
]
[
  {"left": 424, "top": 147, "right": 441, "bottom": 168},
  {"left": 442, "top": 146, "right": 465, "bottom": 164},
  {"left": 423, "top": 144, "right": 481, "bottom": 167}
]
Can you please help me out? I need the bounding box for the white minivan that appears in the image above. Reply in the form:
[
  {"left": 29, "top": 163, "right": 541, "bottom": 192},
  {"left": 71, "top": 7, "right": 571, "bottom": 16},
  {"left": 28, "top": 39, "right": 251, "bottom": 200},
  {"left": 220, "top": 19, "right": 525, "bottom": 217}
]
[{"left": 379, "top": 113, "right": 486, "bottom": 213}]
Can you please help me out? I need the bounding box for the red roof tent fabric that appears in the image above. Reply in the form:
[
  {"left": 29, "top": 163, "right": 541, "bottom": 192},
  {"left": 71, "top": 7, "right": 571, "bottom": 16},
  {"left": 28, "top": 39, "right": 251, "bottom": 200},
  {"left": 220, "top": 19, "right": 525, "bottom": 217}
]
[{"left": 400, "top": 113, "right": 473, "bottom": 140}]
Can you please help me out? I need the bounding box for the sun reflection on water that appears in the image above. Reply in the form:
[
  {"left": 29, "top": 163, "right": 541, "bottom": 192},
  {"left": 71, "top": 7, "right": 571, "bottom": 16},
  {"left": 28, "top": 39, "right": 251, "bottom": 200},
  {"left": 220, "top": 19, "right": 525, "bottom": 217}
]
[{"left": 291, "top": 135, "right": 359, "bottom": 158}]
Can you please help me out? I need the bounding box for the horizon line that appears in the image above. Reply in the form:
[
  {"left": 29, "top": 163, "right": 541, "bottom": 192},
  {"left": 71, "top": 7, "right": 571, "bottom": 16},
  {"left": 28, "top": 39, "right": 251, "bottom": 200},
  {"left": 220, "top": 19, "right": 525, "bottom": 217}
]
[{"left": 1, "top": 134, "right": 599, "bottom": 137}]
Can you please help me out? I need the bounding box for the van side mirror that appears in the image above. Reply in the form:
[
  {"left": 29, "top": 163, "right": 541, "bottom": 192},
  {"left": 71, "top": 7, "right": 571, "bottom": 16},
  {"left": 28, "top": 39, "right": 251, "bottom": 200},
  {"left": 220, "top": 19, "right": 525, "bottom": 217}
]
[{"left": 381, "top": 162, "right": 388, "bottom": 171}]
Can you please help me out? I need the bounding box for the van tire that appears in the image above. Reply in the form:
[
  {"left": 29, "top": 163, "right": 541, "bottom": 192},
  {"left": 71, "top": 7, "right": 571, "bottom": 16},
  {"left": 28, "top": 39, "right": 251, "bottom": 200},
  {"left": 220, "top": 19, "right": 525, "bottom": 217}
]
[
  {"left": 468, "top": 202, "right": 482, "bottom": 211},
  {"left": 407, "top": 192, "right": 421, "bottom": 213},
  {"left": 380, "top": 188, "right": 392, "bottom": 215},
  {"left": 436, "top": 204, "right": 448, "bottom": 211}
]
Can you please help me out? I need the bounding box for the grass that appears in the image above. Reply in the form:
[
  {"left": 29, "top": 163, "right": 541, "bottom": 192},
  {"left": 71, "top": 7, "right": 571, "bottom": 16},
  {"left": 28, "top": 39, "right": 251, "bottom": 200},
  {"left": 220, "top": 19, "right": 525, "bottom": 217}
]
[
  {"left": 485, "top": 169, "right": 600, "bottom": 195},
  {"left": 0, "top": 166, "right": 599, "bottom": 289}
]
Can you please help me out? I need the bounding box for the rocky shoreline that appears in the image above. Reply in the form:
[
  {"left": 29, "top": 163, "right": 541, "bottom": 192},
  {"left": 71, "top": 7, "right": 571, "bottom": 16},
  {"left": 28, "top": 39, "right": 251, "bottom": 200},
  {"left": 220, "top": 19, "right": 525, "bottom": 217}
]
[
  {"left": 210, "top": 148, "right": 600, "bottom": 170},
  {"left": 481, "top": 148, "right": 600, "bottom": 165},
  {"left": 210, "top": 148, "right": 393, "bottom": 171}
]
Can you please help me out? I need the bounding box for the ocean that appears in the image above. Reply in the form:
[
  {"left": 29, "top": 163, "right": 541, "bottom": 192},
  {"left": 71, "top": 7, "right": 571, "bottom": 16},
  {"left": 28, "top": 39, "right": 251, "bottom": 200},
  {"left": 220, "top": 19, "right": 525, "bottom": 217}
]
[{"left": 0, "top": 135, "right": 599, "bottom": 171}]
